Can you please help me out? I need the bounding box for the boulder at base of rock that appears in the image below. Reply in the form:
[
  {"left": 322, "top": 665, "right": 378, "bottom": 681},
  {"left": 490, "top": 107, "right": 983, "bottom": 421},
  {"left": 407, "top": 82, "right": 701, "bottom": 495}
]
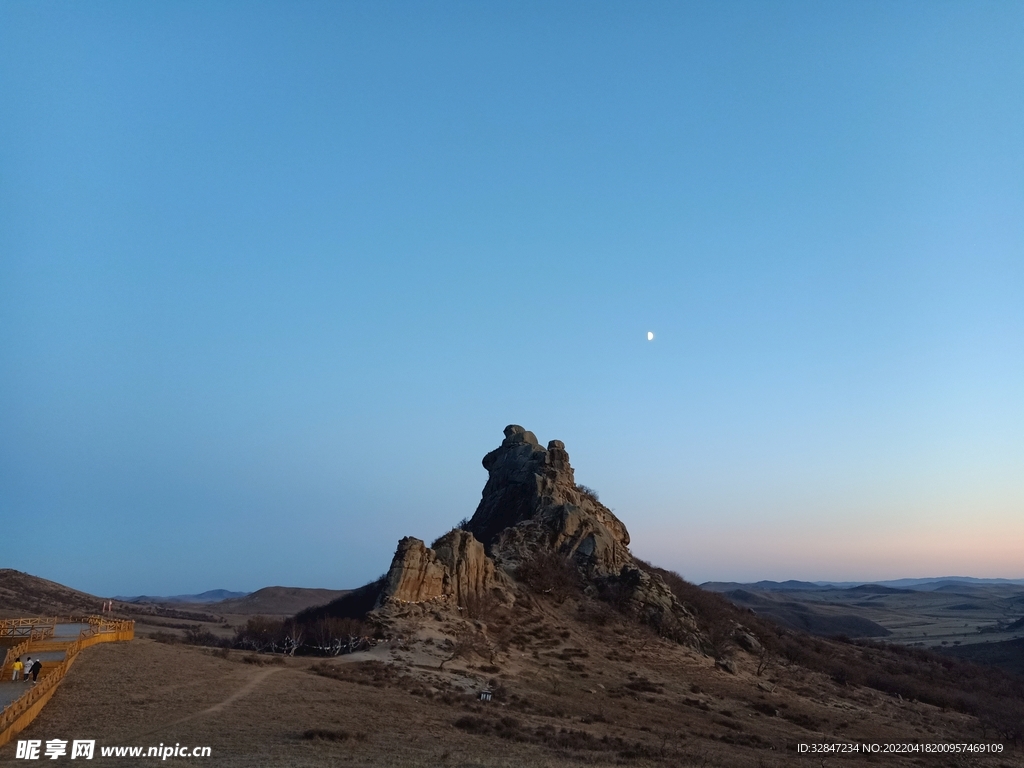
[
  {"left": 733, "top": 629, "right": 763, "bottom": 654},
  {"left": 715, "top": 658, "right": 737, "bottom": 674}
]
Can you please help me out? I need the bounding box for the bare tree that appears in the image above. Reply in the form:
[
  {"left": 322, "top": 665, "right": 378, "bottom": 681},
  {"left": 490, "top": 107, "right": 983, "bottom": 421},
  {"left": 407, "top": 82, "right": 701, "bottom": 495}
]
[
  {"left": 283, "top": 623, "right": 304, "bottom": 656},
  {"left": 234, "top": 616, "right": 286, "bottom": 653},
  {"left": 440, "top": 631, "right": 486, "bottom": 670}
]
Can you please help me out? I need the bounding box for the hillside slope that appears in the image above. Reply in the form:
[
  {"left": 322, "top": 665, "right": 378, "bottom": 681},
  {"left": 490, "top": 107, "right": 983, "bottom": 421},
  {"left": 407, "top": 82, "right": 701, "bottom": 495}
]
[
  {"left": 213, "top": 586, "right": 350, "bottom": 615},
  {"left": 287, "top": 426, "right": 1024, "bottom": 759},
  {"left": 0, "top": 569, "right": 109, "bottom": 618}
]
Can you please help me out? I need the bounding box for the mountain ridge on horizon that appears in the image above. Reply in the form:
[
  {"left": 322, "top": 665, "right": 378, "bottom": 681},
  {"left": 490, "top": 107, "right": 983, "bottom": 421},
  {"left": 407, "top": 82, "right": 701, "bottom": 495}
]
[
  {"left": 701, "top": 576, "right": 1024, "bottom": 593},
  {"left": 112, "top": 589, "right": 250, "bottom": 604},
  {"left": 105, "top": 577, "right": 1024, "bottom": 602}
]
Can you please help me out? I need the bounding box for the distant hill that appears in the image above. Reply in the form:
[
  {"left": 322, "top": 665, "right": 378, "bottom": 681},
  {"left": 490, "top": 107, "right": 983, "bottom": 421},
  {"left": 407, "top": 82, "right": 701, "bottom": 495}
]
[
  {"left": 824, "top": 577, "right": 1024, "bottom": 591},
  {"left": 112, "top": 586, "right": 348, "bottom": 614},
  {"left": 1, "top": 569, "right": 348, "bottom": 624},
  {"left": 723, "top": 589, "right": 891, "bottom": 638},
  {"left": 114, "top": 589, "right": 249, "bottom": 604},
  {"left": 702, "top": 577, "right": 1024, "bottom": 593},
  {"left": 701, "top": 580, "right": 829, "bottom": 592},
  {"left": 843, "top": 584, "right": 913, "bottom": 595},
  {"left": 213, "top": 586, "right": 350, "bottom": 616},
  {"left": 867, "top": 577, "right": 1024, "bottom": 590},
  {"left": 0, "top": 569, "right": 228, "bottom": 623}
]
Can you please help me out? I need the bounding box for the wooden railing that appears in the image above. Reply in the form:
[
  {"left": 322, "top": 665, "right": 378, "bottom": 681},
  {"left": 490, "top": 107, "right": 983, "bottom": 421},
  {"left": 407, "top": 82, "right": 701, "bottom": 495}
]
[
  {"left": 29, "top": 626, "right": 54, "bottom": 642},
  {"left": 0, "top": 616, "right": 134, "bottom": 749},
  {"left": 0, "top": 618, "right": 58, "bottom": 641},
  {"left": 0, "top": 618, "right": 57, "bottom": 630},
  {"left": 0, "top": 639, "right": 32, "bottom": 680}
]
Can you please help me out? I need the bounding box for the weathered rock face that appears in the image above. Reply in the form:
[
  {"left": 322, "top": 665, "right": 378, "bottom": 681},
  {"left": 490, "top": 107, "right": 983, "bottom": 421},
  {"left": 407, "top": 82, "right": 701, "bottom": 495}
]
[
  {"left": 379, "top": 529, "right": 509, "bottom": 607},
  {"left": 380, "top": 537, "right": 448, "bottom": 604},
  {"left": 468, "top": 425, "right": 631, "bottom": 577},
  {"left": 615, "top": 563, "right": 697, "bottom": 642}
]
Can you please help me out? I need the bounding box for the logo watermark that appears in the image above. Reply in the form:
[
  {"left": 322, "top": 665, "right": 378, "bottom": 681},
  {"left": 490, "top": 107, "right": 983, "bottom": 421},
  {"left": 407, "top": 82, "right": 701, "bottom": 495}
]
[{"left": 16, "top": 740, "right": 212, "bottom": 760}]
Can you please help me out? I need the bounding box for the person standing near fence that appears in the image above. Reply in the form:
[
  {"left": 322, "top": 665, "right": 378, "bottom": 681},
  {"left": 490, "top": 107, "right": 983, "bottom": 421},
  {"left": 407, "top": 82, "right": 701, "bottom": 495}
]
[
  {"left": 22, "top": 657, "right": 32, "bottom": 682},
  {"left": 29, "top": 658, "right": 42, "bottom": 683},
  {"left": 12, "top": 658, "right": 23, "bottom": 680}
]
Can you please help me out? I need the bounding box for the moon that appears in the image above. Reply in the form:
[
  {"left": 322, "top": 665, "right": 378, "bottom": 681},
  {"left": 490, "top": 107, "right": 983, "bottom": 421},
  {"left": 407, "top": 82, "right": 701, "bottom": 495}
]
[{"left": 647, "top": 331, "right": 654, "bottom": 341}]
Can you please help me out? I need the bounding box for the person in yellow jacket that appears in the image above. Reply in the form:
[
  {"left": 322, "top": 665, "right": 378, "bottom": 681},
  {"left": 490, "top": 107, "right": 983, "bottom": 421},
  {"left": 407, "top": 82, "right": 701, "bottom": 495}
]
[{"left": 11, "top": 658, "right": 23, "bottom": 681}]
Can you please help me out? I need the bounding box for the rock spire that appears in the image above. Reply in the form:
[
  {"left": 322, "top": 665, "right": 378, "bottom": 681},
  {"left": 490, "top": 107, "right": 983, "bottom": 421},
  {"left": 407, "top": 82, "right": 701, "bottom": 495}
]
[{"left": 376, "top": 425, "right": 698, "bottom": 643}]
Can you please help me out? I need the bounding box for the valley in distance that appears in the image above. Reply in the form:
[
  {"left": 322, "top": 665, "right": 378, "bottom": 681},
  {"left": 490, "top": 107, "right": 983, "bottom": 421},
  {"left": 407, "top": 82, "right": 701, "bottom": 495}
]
[{"left": 3, "top": 425, "right": 1022, "bottom": 767}]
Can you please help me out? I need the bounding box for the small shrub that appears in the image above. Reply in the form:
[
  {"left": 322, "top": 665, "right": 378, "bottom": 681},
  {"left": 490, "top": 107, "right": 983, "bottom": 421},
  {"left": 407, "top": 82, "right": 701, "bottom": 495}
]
[
  {"left": 463, "top": 592, "right": 505, "bottom": 622},
  {"left": 577, "top": 601, "right": 618, "bottom": 627},
  {"left": 624, "top": 677, "right": 663, "bottom": 694},
  {"left": 453, "top": 715, "right": 489, "bottom": 733},
  {"left": 302, "top": 728, "right": 350, "bottom": 741},
  {"left": 749, "top": 701, "right": 777, "bottom": 716},
  {"left": 831, "top": 663, "right": 852, "bottom": 685},
  {"left": 184, "top": 625, "right": 222, "bottom": 647},
  {"left": 439, "top": 631, "right": 490, "bottom": 669},
  {"left": 516, "top": 552, "right": 582, "bottom": 603},
  {"left": 242, "top": 653, "right": 285, "bottom": 666},
  {"left": 781, "top": 710, "right": 823, "bottom": 730}
]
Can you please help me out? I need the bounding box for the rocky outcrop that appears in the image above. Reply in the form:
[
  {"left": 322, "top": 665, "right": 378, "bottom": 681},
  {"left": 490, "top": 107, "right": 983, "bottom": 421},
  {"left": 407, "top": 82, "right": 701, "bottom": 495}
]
[
  {"left": 380, "top": 538, "right": 448, "bottom": 604},
  {"left": 376, "top": 425, "right": 699, "bottom": 645},
  {"left": 379, "top": 529, "right": 510, "bottom": 607},
  {"left": 468, "top": 425, "right": 631, "bottom": 577},
  {"left": 615, "top": 563, "right": 698, "bottom": 642}
]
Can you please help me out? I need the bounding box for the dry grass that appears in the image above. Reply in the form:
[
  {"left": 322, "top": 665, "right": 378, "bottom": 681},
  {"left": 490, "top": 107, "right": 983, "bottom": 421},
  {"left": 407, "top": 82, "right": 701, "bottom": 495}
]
[{"left": 7, "top": 592, "right": 1020, "bottom": 768}]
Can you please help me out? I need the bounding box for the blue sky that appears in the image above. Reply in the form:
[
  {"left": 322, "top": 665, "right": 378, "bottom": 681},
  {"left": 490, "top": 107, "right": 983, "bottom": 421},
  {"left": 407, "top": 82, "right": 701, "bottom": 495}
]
[{"left": 2, "top": 1, "right": 1021, "bottom": 595}]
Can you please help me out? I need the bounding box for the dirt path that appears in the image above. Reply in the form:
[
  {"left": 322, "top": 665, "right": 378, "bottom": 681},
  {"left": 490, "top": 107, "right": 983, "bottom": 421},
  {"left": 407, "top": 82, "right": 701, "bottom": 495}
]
[{"left": 132, "top": 666, "right": 283, "bottom": 739}]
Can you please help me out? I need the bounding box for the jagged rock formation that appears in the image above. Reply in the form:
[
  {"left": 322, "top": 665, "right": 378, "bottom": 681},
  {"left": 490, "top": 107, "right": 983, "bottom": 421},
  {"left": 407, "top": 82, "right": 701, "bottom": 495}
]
[
  {"left": 376, "top": 425, "right": 699, "bottom": 643},
  {"left": 379, "top": 529, "right": 510, "bottom": 606},
  {"left": 467, "top": 426, "right": 631, "bottom": 576}
]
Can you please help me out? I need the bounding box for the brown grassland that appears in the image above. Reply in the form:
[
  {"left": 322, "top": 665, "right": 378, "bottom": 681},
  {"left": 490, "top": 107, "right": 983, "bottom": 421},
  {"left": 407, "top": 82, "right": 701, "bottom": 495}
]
[{"left": 5, "top": 580, "right": 1023, "bottom": 768}]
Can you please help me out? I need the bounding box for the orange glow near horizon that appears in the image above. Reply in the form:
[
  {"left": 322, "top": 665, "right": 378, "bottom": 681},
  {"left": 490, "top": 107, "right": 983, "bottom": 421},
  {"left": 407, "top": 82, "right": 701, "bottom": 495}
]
[{"left": 636, "top": 516, "right": 1024, "bottom": 583}]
